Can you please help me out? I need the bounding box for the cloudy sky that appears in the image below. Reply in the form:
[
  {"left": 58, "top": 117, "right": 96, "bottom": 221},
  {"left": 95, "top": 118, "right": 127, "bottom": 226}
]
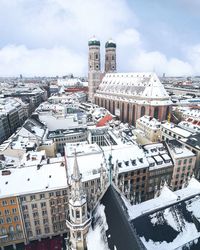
[{"left": 0, "top": 0, "right": 200, "bottom": 77}]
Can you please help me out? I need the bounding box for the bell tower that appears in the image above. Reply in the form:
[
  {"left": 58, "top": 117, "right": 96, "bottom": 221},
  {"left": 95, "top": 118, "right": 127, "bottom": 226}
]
[
  {"left": 66, "top": 152, "right": 91, "bottom": 250},
  {"left": 88, "top": 36, "right": 101, "bottom": 102},
  {"left": 105, "top": 39, "right": 116, "bottom": 73}
]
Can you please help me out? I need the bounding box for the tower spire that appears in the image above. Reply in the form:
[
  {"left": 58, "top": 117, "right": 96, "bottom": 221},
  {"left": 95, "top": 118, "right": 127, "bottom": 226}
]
[
  {"left": 72, "top": 150, "right": 81, "bottom": 181},
  {"left": 66, "top": 150, "right": 91, "bottom": 250}
]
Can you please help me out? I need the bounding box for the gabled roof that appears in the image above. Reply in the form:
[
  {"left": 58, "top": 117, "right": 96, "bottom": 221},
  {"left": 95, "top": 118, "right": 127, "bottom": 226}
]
[
  {"left": 87, "top": 185, "right": 145, "bottom": 250},
  {"left": 96, "top": 73, "right": 171, "bottom": 104}
]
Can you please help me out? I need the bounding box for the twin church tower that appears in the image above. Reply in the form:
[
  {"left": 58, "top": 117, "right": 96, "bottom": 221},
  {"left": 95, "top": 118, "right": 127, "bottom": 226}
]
[{"left": 88, "top": 37, "right": 117, "bottom": 102}]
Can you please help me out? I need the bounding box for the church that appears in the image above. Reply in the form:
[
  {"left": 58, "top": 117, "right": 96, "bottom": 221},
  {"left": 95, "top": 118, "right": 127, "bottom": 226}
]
[{"left": 88, "top": 37, "right": 172, "bottom": 125}]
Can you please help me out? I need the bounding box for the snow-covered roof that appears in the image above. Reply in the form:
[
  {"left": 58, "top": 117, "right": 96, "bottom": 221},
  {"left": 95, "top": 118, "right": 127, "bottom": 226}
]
[
  {"left": 167, "top": 140, "right": 195, "bottom": 159},
  {"left": 95, "top": 72, "right": 172, "bottom": 105},
  {"left": 161, "top": 122, "right": 192, "bottom": 138},
  {"left": 121, "top": 177, "right": 200, "bottom": 249},
  {"left": 65, "top": 143, "right": 149, "bottom": 182},
  {"left": 87, "top": 204, "right": 110, "bottom": 250},
  {"left": 137, "top": 115, "right": 161, "bottom": 129},
  {"left": 0, "top": 161, "right": 67, "bottom": 198}
]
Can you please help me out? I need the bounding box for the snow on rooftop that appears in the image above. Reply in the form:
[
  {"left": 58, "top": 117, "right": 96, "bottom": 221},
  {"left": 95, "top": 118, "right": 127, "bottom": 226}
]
[
  {"left": 125, "top": 177, "right": 200, "bottom": 221},
  {"left": 66, "top": 144, "right": 148, "bottom": 181},
  {"left": 96, "top": 72, "right": 171, "bottom": 105},
  {"left": 87, "top": 204, "right": 109, "bottom": 250},
  {"left": 169, "top": 145, "right": 195, "bottom": 159},
  {"left": 162, "top": 123, "right": 192, "bottom": 138},
  {"left": 176, "top": 177, "right": 200, "bottom": 199},
  {"left": 0, "top": 162, "right": 67, "bottom": 198},
  {"left": 137, "top": 115, "right": 161, "bottom": 129}
]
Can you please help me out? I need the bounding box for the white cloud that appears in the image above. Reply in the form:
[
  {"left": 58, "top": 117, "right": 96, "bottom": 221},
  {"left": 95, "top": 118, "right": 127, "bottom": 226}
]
[
  {"left": 0, "top": 45, "right": 86, "bottom": 76},
  {"left": 0, "top": 0, "right": 199, "bottom": 76},
  {"left": 129, "top": 50, "right": 193, "bottom": 76}
]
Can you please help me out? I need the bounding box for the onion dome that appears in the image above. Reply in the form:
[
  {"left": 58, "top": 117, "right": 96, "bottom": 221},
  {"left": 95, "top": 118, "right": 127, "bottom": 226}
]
[
  {"left": 105, "top": 39, "right": 116, "bottom": 48},
  {"left": 88, "top": 36, "right": 100, "bottom": 46}
]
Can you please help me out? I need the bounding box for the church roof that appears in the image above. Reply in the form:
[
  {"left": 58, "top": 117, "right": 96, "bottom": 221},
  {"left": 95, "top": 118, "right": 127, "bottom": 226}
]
[
  {"left": 87, "top": 185, "right": 145, "bottom": 250},
  {"left": 105, "top": 39, "right": 116, "bottom": 48},
  {"left": 88, "top": 36, "right": 100, "bottom": 46},
  {"left": 87, "top": 178, "right": 200, "bottom": 250},
  {"left": 126, "top": 178, "right": 200, "bottom": 250},
  {"left": 95, "top": 72, "right": 172, "bottom": 105}
]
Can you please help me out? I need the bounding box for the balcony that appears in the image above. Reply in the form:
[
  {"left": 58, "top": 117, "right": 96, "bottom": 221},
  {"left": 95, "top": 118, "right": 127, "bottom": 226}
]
[{"left": 66, "top": 217, "right": 91, "bottom": 231}]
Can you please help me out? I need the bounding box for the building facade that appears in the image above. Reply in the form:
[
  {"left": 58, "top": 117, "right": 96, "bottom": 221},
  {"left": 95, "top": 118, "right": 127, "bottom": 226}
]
[
  {"left": 167, "top": 140, "right": 196, "bottom": 191},
  {"left": 136, "top": 115, "right": 161, "bottom": 143},
  {"left": 0, "top": 194, "right": 25, "bottom": 249},
  {"left": 94, "top": 73, "right": 172, "bottom": 125}
]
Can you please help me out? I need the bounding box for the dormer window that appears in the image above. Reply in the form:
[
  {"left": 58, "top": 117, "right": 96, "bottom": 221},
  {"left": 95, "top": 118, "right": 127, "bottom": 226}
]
[{"left": 131, "top": 159, "right": 136, "bottom": 166}]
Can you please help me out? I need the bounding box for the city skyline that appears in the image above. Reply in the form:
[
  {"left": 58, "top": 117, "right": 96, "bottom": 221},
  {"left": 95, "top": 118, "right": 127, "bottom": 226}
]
[{"left": 0, "top": 0, "right": 200, "bottom": 76}]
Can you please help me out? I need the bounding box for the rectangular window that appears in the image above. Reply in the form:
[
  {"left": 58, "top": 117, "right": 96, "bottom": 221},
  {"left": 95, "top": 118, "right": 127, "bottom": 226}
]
[
  {"left": 36, "top": 229, "right": 41, "bottom": 235},
  {"left": 82, "top": 206, "right": 85, "bottom": 217},
  {"left": 0, "top": 218, "right": 4, "bottom": 224},
  {"left": 76, "top": 210, "right": 80, "bottom": 219},
  {"left": 178, "top": 160, "right": 182, "bottom": 165},
  {"left": 30, "top": 195, "right": 36, "bottom": 201},
  {"left": 31, "top": 204, "right": 37, "bottom": 209},
  {"left": 34, "top": 220, "right": 40, "bottom": 226},
  {"left": 12, "top": 208, "right": 17, "bottom": 214},
  {"left": 189, "top": 158, "right": 193, "bottom": 164},
  {"left": 62, "top": 190, "right": 67, "bottom": 195},
  {"left": 22, "top": 205, "right": 28, "bottom": 211},
  {"left": 43, "top": 219, "right": 48, "bottom": 224},
  {"left": 24, "top": 214, "right": 29, "bottom": 219},
  {"left": 40, "top": 194, "right": 45, "bottom": 199},
  {"left": 42, "top": 210, "right": 47, "bottom": 216},
  {"left": 183, "top": 159, "right": 187, "bottom": 165},
  {"left": 28, "top": 231, "right": 33, "bottom": 237},
  {"left": 20, "top": 196, "right": 26, "bottom": 202},
  {"left": 49, "top": 192, "right": 54, "bottom": 197},
  {"left": 56, "top": 191, "right": 61, "bottom": 197},
  {"left": 41, "top": 202, "right": 46, "bottom": 208},
  {"left": 33, "top": 212, "right": 38, "bottom": 218},
  {"left": 45, "top": 227, "right": 50, "bottom": 234},
  {"left": 4, "top": 209, "right": 10, "bottom": 215},
  {"left": 2, "top": 200, "right": 8, "bottom": 206},
  {"left": 10, "top": 199, "right": 16, "bottom": 205}
]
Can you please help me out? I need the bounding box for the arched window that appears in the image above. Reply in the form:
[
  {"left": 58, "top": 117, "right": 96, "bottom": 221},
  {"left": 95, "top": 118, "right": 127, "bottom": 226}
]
[
  {"left": 154, "top": 107, "right": 159, "bottom": 119},
  {"left": 108, "top": 100, "right": 111, "bottom": 111},
  {"left": 9, "top": 226, "right": 14, "bottom": 233},
  {"left": 141, "top": 106, "right": 145, "bottom": 117},
  {"left": 121, "top": 102, "right": 124, "bottom": 121},
  {"left": 101, "top": 99, "right": 103, "bottom": 107},
  {"left": 132, "top": 105, "right": 135, "bottom": 125},
  {"left": 127, "top": 103, "right": 130, "bottom": 123},
  {"left": 82, "top": 206, "right": 85, "bottom": 217},
  {"left": 104, "top": 99, "right": 107, "bottom": 109},
  {"left": 77, "top": 231, "right": 81, "bottom": 240},
  {"left": 16, "top": 224, "right": 21, "bottom": 231},
  {"left": 166, "top": 106, "right": 170, "bottom": 120},
  {"left": 1, "top": 227, "right": 6, "bottom": 235}
]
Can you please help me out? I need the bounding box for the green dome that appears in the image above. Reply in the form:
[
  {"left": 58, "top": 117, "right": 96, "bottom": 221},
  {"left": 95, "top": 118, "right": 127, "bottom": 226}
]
[
  {"left": 88, "top": 37, "right": 100, "bottom": 46},
  {"left": 105, "top": 40, "right": 116, "bottom": 48}
]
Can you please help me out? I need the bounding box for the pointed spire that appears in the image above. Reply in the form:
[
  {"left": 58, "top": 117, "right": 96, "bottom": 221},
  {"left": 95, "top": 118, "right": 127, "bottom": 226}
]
[{"left": 72, "top": 150, "right": 81, "bottom": 181}]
